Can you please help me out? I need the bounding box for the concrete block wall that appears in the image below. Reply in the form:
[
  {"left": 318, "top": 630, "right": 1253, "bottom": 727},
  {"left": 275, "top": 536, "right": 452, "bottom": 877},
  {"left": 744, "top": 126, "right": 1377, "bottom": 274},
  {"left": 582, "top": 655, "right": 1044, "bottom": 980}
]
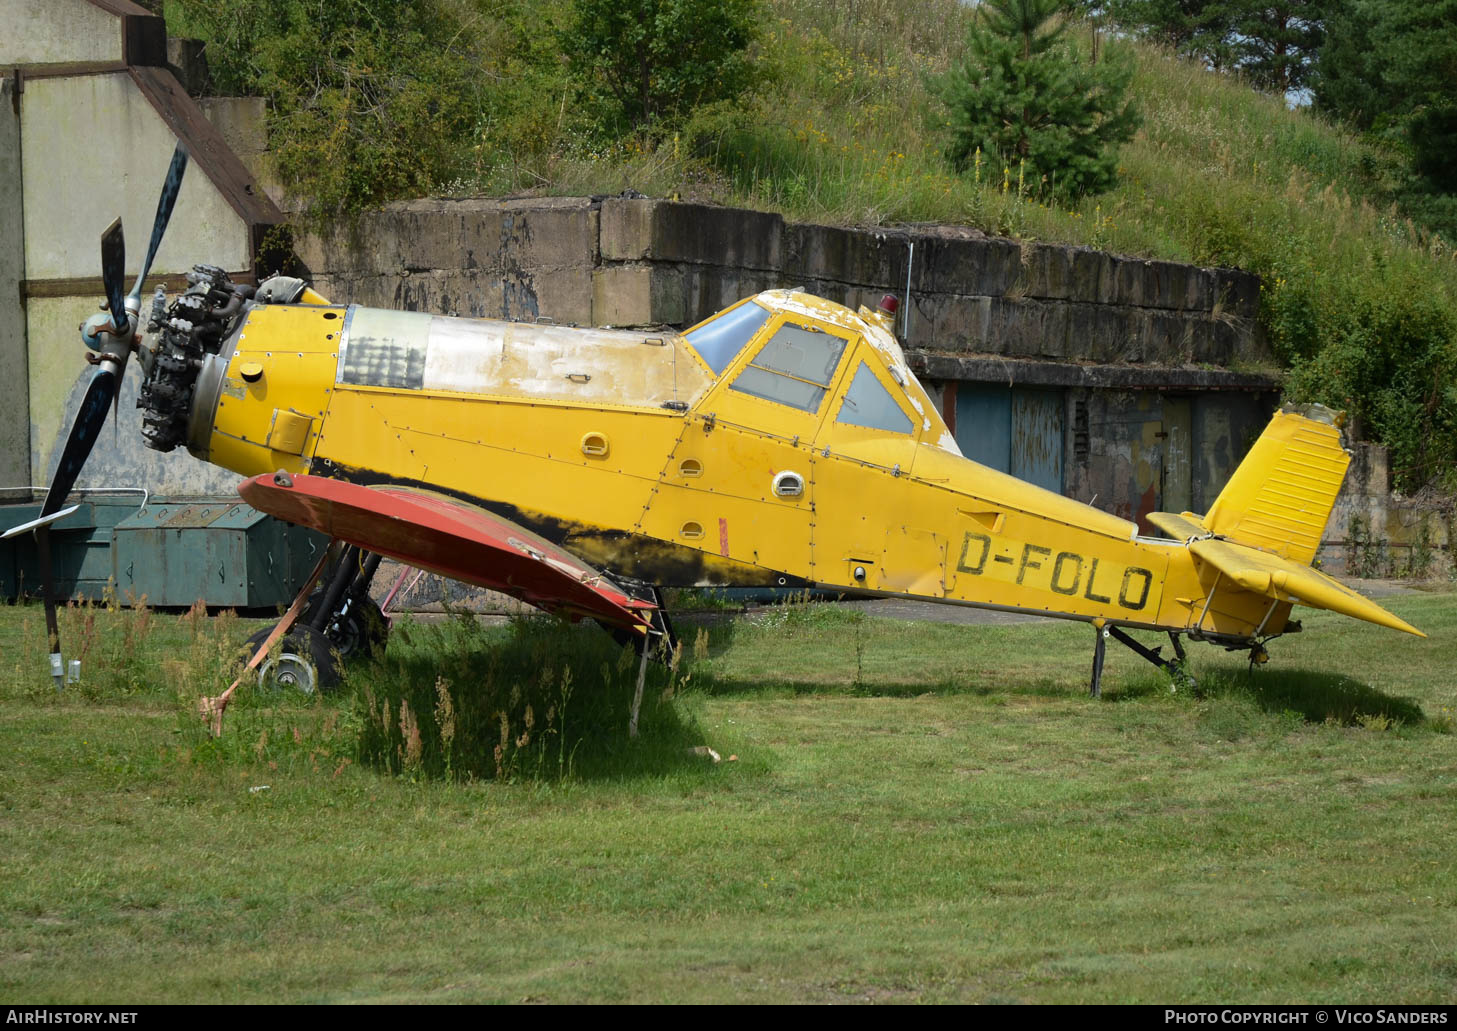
[
  {"left": 295, "top": 197, "right": 603, "bottom": 325},
  {"left": 295, "top": 196, "right": 1270, "bottom": 372},
  {"left": 1322, "top": 442, "right": 1454, "bottom": 578}
]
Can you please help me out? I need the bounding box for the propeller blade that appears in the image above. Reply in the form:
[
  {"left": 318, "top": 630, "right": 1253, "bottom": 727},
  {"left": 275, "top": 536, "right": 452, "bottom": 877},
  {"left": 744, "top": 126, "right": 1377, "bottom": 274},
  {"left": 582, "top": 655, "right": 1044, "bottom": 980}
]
[
  {"left": 40, "top": 367, "right": 119, "bottom": 518},
  {"left": 34, "top": 367, "right": 117, "bottom": 689},
  {"left": 100, "top": 218, "right": 127, "bottom": 332},
  {"left": 129, "top": 143, "right": 188, "bottom": 302}
]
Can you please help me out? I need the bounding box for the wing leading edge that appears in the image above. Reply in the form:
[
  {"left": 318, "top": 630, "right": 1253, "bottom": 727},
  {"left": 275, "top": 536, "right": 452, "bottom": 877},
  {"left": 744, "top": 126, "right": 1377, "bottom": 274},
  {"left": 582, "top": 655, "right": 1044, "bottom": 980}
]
[{"left": 237, "top": 473, "right": 656, "bottom": 631}]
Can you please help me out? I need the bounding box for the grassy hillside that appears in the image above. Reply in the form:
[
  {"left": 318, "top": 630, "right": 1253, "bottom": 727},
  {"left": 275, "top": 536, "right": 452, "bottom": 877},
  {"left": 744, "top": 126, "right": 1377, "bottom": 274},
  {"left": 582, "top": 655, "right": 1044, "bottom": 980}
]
[{"left": 578, "top": 0, "right": 1457, "bottom": 491}]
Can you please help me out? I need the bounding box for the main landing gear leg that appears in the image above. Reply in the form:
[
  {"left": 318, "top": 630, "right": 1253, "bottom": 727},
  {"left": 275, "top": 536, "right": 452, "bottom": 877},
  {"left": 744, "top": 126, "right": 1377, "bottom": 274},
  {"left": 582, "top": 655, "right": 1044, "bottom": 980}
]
[
  {"left": 1088, "top": 622, "right": 1197, "bottom": 696},
  {"left": 241, "top": 546, "right": 390, "bottom": 694},
  {"left": 627, "top": 588, "right": 679, "bottom": 739}
]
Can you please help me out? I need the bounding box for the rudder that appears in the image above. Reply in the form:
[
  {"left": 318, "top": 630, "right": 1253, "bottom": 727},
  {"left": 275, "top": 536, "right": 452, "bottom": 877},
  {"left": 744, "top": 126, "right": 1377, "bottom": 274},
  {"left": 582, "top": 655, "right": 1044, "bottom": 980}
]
[{"left": 1198, "top": 403, "right": 1350, "bottom": 564}]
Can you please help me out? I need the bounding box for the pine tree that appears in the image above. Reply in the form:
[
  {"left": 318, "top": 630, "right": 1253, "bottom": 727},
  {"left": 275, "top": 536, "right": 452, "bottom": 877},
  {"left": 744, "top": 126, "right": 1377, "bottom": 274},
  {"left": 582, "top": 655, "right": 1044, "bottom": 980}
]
[
  {"left": 1230, "top": 0, "right": 1326, "bottom": 94},
  {"left": 939, "top": 0, "right": 1140, "bottom": 198},
  {"left": 1110, "top": 0, "right": 1328, "bottom": 92},
  {"left": 1106, "top": 0, "right": 1240, "bottom": 70},
  {"left": 1314, "top": 0, "right": 1457, "bottom": 210}
]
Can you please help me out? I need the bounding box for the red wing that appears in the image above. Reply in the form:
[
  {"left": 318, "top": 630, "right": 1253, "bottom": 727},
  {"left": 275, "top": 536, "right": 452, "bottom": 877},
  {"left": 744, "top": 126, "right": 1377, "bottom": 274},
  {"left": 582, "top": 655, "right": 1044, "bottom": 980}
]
[{"left": 237, "top": 473, "right": 655, "bottom": 631}]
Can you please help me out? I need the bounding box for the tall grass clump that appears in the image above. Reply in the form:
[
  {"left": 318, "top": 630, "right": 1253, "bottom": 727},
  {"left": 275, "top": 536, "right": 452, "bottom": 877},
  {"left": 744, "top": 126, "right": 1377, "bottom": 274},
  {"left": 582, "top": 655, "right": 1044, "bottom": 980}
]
[
  {"left": 350, "top": 614, "right": 703, "bottom": 782},
  {"left": 8, "top": 590, "right": 244, "bottom": 703}
]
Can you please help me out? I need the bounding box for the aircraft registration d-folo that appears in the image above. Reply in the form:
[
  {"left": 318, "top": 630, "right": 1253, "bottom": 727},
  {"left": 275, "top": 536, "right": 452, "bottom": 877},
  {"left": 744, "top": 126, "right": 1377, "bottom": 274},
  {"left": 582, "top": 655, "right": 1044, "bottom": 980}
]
[{"left": 15, "top": 146, "right": 1422, "bottom": 715}]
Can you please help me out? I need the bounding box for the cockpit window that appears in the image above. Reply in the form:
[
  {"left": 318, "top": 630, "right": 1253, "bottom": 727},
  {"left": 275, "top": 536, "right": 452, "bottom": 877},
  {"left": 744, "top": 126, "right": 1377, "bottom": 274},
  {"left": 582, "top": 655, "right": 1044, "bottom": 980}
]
[
  {"left": 684, "top": 300, "right": 772, "bottom": 374},
  {"left": 836, "top": 361, "right": 913, "bottom": 434},
  {"left": 730, "top": 322, "right": 846, "bottom": 412}
]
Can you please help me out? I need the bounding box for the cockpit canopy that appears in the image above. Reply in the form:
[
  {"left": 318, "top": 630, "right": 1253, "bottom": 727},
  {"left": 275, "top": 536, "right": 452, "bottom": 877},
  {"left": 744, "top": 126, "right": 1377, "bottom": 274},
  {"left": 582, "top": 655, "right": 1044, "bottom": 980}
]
[{"left": 682, "top": 290, "right": 956, "bottom": 451}]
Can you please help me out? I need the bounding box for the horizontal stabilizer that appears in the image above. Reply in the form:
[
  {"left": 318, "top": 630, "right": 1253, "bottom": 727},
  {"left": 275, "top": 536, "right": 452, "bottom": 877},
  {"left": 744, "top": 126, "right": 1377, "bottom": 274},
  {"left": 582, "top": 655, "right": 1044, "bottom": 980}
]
[
  {"left": 1188, "top": 536, "right": 1424, "bottom": 637},
  {"left": 1145, "top": 510, "right": 1206, "bottom": 542}
]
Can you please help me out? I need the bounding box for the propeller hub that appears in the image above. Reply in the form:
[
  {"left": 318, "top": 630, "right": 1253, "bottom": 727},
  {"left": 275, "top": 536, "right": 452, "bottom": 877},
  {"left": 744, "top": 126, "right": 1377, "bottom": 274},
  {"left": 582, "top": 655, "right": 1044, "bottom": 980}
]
[{"left": 79, "top": 311, "right": 133, "bottom": 366}]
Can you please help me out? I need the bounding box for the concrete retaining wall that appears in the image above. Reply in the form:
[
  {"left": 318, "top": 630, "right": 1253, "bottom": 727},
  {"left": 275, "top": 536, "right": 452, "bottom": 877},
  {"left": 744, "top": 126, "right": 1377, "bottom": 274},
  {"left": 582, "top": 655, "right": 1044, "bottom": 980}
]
[
  {"left": 299, "top": 197, "right": 1269, "bottom": 370},
  {"left": 1323, "top": 443, "right": 1454, "bottom": 579}
]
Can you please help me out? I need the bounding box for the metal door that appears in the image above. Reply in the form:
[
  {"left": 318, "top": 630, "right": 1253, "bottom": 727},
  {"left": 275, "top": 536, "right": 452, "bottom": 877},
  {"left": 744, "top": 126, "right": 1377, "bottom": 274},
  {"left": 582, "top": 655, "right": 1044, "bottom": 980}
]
[
  {"left": 1011, "top": 388, "right": 1064, "bottom": 493},
  {"left": 1161, "top": 396, "right": 1192, "bottom": 514},
  {"left": 955, "top": 383, "right": 1011, "bottom": 473}
]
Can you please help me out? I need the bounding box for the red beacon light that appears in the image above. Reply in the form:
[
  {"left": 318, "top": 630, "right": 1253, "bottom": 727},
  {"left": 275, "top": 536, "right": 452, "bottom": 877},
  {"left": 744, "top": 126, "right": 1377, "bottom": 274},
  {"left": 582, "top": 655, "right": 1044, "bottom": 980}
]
[{"left": 860, "top": 293, "right": 903, "bottom": 337}]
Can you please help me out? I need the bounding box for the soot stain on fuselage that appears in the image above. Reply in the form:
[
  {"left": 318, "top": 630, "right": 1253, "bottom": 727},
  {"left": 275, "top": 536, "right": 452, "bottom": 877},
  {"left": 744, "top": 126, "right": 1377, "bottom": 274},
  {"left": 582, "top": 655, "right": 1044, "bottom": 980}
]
[{"left": 309, "top": 458, "right": 805, "bottom": 589}]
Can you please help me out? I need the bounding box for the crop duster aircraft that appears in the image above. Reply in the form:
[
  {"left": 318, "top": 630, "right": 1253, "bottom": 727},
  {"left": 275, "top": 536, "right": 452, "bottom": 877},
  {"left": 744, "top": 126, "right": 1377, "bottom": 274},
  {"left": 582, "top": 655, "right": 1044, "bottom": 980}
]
[{"left": 9, "top": 146, "right": 1423, "bottom": 725}]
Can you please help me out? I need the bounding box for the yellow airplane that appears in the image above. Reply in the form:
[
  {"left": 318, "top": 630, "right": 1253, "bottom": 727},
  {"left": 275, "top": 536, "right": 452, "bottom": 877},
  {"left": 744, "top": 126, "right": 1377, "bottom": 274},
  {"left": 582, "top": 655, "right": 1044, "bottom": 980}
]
[{"left": 13, "top": 146, "right": 1423, "bottom": 708}]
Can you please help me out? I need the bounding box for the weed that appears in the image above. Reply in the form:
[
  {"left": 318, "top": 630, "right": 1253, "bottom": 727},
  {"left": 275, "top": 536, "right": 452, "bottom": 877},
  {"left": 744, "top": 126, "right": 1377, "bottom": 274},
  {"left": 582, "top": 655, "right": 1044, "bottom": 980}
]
[
  {"left": 1403, "top": 516, "right": 1435, "bottom": 579},
  {"left": 1356, "top": 712, "right": 1394, "bottom": 732},
  {"left": 1347, "top": 513, "right": 1392, "bottom": 579}
]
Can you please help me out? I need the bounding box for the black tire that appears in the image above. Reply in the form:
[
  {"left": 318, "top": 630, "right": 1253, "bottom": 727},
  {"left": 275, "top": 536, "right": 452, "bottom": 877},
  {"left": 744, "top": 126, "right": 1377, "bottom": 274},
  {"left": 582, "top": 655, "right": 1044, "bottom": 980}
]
[
  {"left": 244, "top": 623, "right": 341, "bottom": 694},
  {"left": 295, "top": 591, "right": 389, "bottom": 661},
  {"left": 332, "top": 595, "right": 389, "bottom": 659}
]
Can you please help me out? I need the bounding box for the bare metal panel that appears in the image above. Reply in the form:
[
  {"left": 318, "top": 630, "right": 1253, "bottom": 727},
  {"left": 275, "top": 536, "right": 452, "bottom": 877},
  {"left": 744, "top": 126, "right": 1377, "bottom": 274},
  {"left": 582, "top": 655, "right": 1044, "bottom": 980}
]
[{"left": 339, "top": 306, "right": 713, "bottom": 408}]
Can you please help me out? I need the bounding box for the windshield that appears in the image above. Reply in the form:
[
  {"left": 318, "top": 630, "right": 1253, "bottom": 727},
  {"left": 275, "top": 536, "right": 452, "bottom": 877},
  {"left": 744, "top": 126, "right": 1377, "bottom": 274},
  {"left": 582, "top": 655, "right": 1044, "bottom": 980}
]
[
  {"left": 683, "top": 300, "right": 772, "bottom": 374},
  {"left": 836, "top": 361, "right": 913, "bottom": 434},
  {"left": 730, "top": 323, "right": 847, "bottom": 413}
]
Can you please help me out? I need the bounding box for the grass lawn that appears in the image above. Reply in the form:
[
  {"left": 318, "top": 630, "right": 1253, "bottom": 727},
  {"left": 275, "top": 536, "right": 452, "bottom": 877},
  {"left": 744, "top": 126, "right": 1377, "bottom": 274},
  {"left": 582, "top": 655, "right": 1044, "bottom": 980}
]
[{"left": 1, "top": 589, "right": 1454, "bottom": 1004}]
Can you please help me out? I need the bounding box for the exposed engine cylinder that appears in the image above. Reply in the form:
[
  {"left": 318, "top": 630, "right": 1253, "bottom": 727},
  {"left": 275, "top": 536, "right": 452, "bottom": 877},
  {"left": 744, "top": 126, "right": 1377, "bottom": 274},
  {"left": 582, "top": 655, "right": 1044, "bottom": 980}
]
[{"left": 137, "top": 265, "right": 251, "bottom": 452}]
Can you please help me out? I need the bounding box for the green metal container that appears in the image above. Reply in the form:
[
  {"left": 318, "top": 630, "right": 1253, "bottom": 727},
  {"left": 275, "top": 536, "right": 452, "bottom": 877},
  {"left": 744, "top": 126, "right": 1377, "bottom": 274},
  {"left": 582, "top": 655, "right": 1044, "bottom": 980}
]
[
  {"left": 0, "top": 497, "right": 137, "bottom": 600},
  {"left": 1, "top": 495, "right": 328, "bottom": 609}
]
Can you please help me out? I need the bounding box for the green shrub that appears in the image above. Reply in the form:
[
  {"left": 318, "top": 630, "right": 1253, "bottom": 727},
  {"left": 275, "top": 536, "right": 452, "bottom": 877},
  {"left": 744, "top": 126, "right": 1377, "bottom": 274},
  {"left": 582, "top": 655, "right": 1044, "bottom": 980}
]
[
  {"left": 936, "top": 0, "right": 1139, "bottom": 198},
  {"left": 167, "top": 0, "right": 574, "bottom": 220},
  {"left": 561, "top": 0, "right": 762, "bottom": 136}
]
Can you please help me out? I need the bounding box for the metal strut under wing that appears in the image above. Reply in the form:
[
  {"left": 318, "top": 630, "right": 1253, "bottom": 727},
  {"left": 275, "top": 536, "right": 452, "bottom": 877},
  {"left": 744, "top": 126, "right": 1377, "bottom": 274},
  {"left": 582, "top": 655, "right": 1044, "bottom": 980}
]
[{"left": 237, "top": 473, "right": 657, "bottom": 632}]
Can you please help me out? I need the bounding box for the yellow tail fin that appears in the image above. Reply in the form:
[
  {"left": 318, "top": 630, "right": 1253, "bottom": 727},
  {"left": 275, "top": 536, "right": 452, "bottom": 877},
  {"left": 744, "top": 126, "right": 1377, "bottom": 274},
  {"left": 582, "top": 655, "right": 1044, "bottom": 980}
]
[
  {"left": 1147, "top": 404, "right": 1423, "bottom": 637},
  {"left": 1199, "top": 403, "right": 1350, "bottom": 564}
]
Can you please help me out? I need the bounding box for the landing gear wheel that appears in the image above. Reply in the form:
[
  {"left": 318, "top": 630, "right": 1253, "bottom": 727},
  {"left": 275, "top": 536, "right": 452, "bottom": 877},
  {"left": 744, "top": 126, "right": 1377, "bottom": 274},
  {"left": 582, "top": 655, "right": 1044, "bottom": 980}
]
[
  {"left": 245, "top": 623, "right": 341, "bottom": 694},
  {"left": 330, "top": 596, "right": 388, "bottom": 660},
  {"left": 294, "top": 591, "right": 389, "bottom": 660}
]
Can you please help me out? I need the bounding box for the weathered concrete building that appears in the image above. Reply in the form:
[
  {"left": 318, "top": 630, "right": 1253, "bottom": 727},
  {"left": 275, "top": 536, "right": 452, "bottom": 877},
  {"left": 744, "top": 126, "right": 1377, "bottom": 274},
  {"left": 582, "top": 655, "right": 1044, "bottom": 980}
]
[{"left": 0, "top": 0, "right": 281, "bottom": 500}]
